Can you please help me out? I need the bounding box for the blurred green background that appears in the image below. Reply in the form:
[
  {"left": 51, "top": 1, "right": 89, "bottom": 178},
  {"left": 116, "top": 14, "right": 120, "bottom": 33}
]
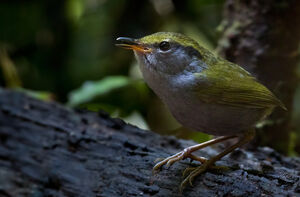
[{"left": 0, "top": 0, "right": 299, "bottom": 154}]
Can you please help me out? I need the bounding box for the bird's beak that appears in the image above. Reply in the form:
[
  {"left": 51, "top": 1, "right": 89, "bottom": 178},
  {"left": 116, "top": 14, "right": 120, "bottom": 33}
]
[{"left": 116, "top": 37, "right": 152, "bottom": 53}]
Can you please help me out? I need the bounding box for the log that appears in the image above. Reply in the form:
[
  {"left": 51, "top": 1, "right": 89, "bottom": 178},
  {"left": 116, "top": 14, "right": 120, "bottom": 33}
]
[{"left": 0, "top": 89, "right": 299, "bottom": 197}]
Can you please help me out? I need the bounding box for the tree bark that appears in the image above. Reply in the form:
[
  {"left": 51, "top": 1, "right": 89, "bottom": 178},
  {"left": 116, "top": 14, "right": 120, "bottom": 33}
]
[
  {"left": 217, "top": 0, "right": 300, "bottom": 154},
  {"left": 0, "top": 89, "right": 299, "bottom": 197}
]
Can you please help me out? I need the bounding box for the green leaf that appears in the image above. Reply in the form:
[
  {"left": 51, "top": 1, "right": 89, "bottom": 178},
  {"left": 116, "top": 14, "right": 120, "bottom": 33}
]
[
  {"left": 15, "top": 88, "right": 54, "bottom": 101},
  {"left": 67, "top": 76, "right": 131, "bottom": 107}
]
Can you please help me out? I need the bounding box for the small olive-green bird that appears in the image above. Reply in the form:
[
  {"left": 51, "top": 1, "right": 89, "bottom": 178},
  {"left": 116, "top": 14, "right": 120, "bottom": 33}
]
[{"left": 116, "top": 32, "right": 286, "bottom": 191}]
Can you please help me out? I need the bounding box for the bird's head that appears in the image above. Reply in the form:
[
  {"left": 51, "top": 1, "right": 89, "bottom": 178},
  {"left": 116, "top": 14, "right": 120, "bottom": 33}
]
[{"left": 116, "top": 32, "right": 212, "bottom": 75}]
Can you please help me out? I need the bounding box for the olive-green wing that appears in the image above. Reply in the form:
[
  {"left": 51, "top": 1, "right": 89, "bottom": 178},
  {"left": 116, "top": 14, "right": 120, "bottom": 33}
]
[{"left": 194, "top": 61, "right": 286, "bottom": 110}]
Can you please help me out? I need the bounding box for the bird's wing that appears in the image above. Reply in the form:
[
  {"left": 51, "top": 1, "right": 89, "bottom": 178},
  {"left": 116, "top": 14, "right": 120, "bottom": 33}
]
[{"left": 194, "top": 60, "right": 286, "bottom": 110}]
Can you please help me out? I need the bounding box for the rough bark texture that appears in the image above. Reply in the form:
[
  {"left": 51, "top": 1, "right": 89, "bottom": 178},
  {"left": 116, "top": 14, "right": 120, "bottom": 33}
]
[
  {"left": 217, "top": 0, "right": 300, "bottom": 154},
  {"left": 0, "top": 89, "right": 299, "bottom": 197}
]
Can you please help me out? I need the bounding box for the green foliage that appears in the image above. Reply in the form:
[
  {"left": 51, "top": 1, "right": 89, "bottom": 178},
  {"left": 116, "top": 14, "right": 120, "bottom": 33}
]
[
  {"left": 15, "top": 88, "right": 54, "bottom": 101},
  {"left": 67, "top": 76, "right": 131, "bottom": 107},
  {"left": 67, "top": 76, "right": 150, "bottom": 117}
]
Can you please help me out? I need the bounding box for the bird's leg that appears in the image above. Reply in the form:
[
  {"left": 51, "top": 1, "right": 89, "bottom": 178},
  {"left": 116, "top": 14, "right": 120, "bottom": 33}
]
[
  {"left": 188, "top": 153, "right": 208, "bottom": 164},
  {"left": 179, "top": 129, "right": 256, "bottom": 192},
  {"left": 184, "top": 153, "right": 231, "bottom": 174},
  {"left": 153, "top": 135, "right": 237, "bottom": 171}
]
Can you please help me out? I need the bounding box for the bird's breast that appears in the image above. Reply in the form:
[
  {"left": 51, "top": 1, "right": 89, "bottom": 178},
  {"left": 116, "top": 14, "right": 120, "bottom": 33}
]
[{"left": 139, "top": 61, "right": 265, "bottom": 136}]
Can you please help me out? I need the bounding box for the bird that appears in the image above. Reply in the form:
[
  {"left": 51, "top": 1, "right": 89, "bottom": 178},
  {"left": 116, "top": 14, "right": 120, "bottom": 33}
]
[{"left": 116, "top": 32, "right": 286, "bottom": 191}]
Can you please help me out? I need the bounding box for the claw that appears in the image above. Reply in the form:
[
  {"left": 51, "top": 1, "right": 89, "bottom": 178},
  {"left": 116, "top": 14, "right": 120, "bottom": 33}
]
[
  {"left": 189, "top": 176, "right": 194, "bottom": 186},
  {"left": 179, "top": 178, "right": 188, "bottom": 193},
  {"left": 152, "top": 168, "right": 159, "bottom": 175},
  {"left": 153, "top": 151, "right": 183, "bottom": 170},
  {"left": 166, "top": 157, "right": 179, "bottom": 168},
  {"left": 153, "top": 160, "right": 166, "bottom": 171},
  {"left": 180, "top": 163, "right": 210, "bottom": 191},
  {"left": 153, "top": 162, "right": 163, "bottom": 171},
  {"left": 182, "top": 167, "right": 196, "bottom": 177},
  {"left": 179, "top": 184, "right": 184, "bottom": 194},
  {"left": 165, "top": 159, "right": 173, "bottom": 168}
]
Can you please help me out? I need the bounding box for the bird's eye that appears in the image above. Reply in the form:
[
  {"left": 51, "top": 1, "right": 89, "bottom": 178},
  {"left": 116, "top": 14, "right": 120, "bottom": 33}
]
[{"left": 159, "top": 41, "right": 170, "bottom": 51}]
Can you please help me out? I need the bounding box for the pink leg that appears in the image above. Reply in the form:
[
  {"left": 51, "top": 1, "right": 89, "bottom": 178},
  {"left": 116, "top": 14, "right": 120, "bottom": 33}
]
[{"left": 153, "top": 135, "right": 237, "bottom": 171}]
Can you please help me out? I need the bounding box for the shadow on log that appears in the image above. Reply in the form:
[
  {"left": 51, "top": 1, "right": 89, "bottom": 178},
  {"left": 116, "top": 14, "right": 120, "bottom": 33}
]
[{"left": 0, "top": 89, "right": 299, "bottom": 196}]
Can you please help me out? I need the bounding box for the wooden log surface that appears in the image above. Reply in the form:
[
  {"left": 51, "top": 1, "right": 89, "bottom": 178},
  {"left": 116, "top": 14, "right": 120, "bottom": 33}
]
[{"left": 0, "top": 89, "right": 299, "bottom": 197}]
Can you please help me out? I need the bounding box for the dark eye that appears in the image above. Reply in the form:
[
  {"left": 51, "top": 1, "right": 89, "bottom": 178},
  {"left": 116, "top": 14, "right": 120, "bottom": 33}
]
[{"left": 159, "top": 41, "right": 170, "bottom": 51}]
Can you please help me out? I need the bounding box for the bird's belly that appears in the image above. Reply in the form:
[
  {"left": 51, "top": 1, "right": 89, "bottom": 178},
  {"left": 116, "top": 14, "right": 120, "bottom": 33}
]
[
  {"left": 140, "top": 68, "right": 265, "bottom": 136},
  {"left": 164, "top": 95, "right": 264, "bottom": 136}
]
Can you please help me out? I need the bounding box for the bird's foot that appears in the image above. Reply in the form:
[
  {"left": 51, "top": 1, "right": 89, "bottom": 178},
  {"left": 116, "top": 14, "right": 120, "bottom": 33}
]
[
  {"left": 179, "top": 161, "right": 230, "bottom": 192},
  {"left": 152, "top": 131, "right": 254, "bottom": 193},
  {"left": 153, "top": 148, "right": 207, "bottom": 172},
  {"left": 179, "top": 160, "right": 214, "bottom": 192}
]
